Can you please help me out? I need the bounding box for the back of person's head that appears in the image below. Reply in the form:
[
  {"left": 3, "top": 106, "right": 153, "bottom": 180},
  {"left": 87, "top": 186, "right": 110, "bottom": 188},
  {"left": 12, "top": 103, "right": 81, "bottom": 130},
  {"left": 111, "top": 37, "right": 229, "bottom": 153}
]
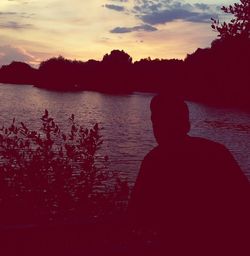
[{"left": 150, "top": 94, "right": 190, "bottom": 146}]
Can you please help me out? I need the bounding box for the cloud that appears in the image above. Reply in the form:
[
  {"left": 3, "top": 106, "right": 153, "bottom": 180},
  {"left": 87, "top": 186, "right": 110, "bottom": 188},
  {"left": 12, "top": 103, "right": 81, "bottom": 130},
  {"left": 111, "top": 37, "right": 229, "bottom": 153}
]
[
  {"left": 104, "top": 4, "right": 125, "bottom": 12},
  {"left": 0, "top": 21, "right": 32, "bottom": 29},
  {"left": 0, "top": 12, "right": 17, "bottom": 15},
  {"left": 110, "top": 24, "right": 157, "bottom": 33},
  {"left": 0, "top": 6, "right": 34, "bottom": 26},
  {"left": 194, "top": 3, "right": 210, "bottom": 11},
  {"left": 140, "top": 9, "right": 213, "bottom": 25},
  {"left": 133, "top": 1, "right": 219, "bottom": 24},
  {"left": 0, "top": 45, "right": 37, "bottom": 67},
  {"left": 133, "top": 0, "right": 166, "bottom": 14},
  {"left": 0, "top": 11, "right": 34, "bottom": 19},
  {"left": 105, "top": 1, "right": 219, "bottom": 36}
]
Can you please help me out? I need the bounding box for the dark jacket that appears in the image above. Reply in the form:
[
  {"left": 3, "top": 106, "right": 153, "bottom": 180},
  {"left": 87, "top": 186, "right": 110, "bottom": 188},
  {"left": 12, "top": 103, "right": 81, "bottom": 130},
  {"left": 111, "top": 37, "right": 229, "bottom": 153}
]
[{"left": 129, "top": 136, "right": 250, "bottom": 255}]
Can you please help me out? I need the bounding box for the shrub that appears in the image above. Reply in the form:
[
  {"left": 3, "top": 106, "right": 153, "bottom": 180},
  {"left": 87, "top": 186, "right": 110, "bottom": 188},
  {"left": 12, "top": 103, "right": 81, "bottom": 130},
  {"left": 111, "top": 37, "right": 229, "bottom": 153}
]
[{"left": 0, "top": 110, "right": 129, "bottom": 224}]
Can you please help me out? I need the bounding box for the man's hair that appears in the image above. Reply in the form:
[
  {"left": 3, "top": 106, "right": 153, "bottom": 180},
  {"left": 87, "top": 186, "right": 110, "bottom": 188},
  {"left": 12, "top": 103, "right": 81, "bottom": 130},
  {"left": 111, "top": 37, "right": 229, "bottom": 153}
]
[
  {"left": 150, "top": 94, "right": 189, "bottom": 120},
  {"left": 150, "top": 94, "right": 190, "bottom": 137}
]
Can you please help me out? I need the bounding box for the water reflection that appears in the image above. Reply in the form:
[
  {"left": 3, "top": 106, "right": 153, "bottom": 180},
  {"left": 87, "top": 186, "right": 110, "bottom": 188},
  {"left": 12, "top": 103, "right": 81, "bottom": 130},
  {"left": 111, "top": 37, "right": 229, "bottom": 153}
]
[{"left": 0, "top": 84, "right": 249, "bottom": 183}]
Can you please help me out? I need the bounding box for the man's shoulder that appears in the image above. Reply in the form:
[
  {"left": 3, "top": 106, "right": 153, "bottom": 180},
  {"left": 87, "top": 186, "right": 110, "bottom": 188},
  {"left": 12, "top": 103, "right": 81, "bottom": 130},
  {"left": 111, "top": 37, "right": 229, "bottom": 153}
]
[
  {"left": 187, "top": 136, "right": 227, "bottom": 152},
  {"left": 142, "top": 136, "right": 230, "bottom": 165},
  {"left": 187, "top": 136, "right": 241, "bottom": 173},
  {"left": 143, "top": 137, "right": 227, "bottom": 157},
  {"left": 142, "top": 146, "right": 161, "bottom": 164}
]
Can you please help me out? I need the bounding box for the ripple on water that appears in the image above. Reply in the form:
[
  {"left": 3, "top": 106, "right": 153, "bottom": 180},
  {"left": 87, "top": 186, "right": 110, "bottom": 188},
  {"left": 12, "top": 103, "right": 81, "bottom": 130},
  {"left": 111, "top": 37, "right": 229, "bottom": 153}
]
[{"left": 1, "top": 84, "right": 250, "bottom": 184}]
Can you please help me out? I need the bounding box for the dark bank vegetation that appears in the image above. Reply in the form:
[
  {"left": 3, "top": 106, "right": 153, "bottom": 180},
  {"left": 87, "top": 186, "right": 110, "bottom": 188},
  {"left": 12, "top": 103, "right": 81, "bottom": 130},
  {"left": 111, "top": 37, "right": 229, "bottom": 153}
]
[
  {"left": 0, "top": 0, "right": 249, "bottom": 107},
  {"left": 184, "top": 0, "right": 250, "bottom": 107},
  {"left": 0, "top": 110, "right": 129, "bottom": 224}
]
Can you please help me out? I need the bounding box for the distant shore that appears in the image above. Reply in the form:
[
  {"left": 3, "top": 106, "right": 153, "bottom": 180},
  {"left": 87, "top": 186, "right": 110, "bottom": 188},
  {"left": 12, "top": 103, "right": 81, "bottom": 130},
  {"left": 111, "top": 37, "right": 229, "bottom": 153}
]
[{"left": 0, "top": 42, "right": 249, "bottom": 109}]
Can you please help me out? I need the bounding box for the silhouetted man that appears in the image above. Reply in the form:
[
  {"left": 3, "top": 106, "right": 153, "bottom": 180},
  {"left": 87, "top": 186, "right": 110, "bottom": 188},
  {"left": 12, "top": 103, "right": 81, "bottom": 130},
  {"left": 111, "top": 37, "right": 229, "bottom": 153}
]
[{"left": 129, "top": 94, "right": 250, "bottom": 255}]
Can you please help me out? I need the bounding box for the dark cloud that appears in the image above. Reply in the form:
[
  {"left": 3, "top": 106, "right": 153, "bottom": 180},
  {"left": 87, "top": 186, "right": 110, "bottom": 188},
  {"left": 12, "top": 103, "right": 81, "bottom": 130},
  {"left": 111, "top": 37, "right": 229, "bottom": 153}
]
[
  {"left": 110, "top": 27, "right": 133, "bottom": 33},
  {"left": 0, "top": 12, "right": 17, "bottom": 15},
  {"left": 105, "top": 0, "right": 219, "bottom": 35},
  {"left": 133, "top": 0, "right": 166, "bottom": 14},
  {"left": 110, "top": 24, "right": 157, "bottom": 33},
  {"left": 0, "top": 21, "right": 32, "bottom": 29},
  {"left": 140, "top": 9, "right": 213, "bottom": 24},
  {"left": 133, "top": 3, "right": 162, "bottom": 13},
  {"left": 194, "top": 3, "right": 210, "bottom": 11},
  {"left": 133, "top": 0, "right": 219, "bottom": 24},
  {"left": 0, "top": 11, "right": 34, "bottom": 19},
  {"left": 104, "top": 4, "right": 125, "bottom": 12}
]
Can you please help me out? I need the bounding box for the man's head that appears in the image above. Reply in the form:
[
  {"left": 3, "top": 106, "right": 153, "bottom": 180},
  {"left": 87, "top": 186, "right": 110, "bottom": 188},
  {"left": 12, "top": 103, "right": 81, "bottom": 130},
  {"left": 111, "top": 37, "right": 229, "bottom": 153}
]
[{"left": 150, "top": 94, "right": 190, "bottom": 146}]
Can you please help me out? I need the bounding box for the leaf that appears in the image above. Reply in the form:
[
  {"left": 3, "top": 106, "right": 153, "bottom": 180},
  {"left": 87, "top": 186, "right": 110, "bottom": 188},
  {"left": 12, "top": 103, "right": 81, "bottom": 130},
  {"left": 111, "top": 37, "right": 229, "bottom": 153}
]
[
  {"left": 72, "top": 124, "right": 77, "bottom": 132},
  {"left": 20, "top": 122, "right": 26, "bottom": 129},
  {"left": 94, "top": 123, "right": 99, "bottom": 131},
  {"left": 62, "top": 134, "right": 67, "bottom": 141}
]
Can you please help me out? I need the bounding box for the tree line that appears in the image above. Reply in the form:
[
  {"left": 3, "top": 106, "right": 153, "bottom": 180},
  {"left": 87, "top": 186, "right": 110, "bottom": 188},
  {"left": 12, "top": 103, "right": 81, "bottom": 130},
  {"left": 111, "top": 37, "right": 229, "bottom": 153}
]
[{"left": 0, "top": 0, "right": 249, "bottom": 107}]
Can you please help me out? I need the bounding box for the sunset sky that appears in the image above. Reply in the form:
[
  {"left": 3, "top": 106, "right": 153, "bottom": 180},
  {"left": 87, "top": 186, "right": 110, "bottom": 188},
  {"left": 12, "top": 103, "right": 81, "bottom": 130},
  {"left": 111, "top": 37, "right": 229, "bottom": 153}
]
[{"left": 0, "top": 0, "right": 235, "bottom": 67}]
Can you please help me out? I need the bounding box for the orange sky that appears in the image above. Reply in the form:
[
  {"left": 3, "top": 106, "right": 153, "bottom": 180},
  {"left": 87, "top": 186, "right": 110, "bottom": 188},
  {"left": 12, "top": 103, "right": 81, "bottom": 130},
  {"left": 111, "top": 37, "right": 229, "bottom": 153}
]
[{"left": 0, "top": 0, "right": 235, "bottom": 67}]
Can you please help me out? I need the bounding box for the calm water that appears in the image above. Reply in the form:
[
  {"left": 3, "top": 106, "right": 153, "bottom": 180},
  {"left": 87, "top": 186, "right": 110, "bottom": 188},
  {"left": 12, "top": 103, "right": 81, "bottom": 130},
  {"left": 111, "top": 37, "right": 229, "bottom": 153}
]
[{"left": 1, "top": 84, "right": 250, "bottom": 185}]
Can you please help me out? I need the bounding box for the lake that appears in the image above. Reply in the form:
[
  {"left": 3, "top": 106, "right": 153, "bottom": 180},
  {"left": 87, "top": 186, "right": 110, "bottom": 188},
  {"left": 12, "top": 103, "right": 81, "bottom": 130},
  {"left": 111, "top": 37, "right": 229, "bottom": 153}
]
[{"left": 1, "top": 83, "right": 250, "bottom": 186}]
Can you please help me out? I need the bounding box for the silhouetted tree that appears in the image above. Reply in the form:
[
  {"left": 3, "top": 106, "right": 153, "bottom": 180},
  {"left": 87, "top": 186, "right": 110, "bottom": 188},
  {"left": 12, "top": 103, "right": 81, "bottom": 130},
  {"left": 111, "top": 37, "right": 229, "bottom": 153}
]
[
  {"left": 37, "top": 56, "right": 80, "bottom": 90},
  {"left": 183, "top": 0, "right": 250, "bottom": 107},
  {"left": 100, "top": 50, "right": 133, "bottom": 93},
  {"left": 102, "top": 50, "right": 132, "bottom": 65},
  {"left": 0, "top": 14, "right": 249, "bottom": 107},
  {"left": 0, "top": 61, "right": 37, "bottom": 85},
  {"left": 211, "top": 0, "right": 250, "bottom": 40}
]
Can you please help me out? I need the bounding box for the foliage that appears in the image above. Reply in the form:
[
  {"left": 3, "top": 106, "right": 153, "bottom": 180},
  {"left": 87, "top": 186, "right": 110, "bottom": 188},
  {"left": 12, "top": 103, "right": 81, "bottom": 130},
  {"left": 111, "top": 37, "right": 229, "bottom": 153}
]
[
  {"left": 211, "top": 0, "right": 250, "bottom": 39},
  {"left": 102, "top": 50, "right": 133, "bottom": 65},
  {"left": 0, "top": 111, "right": 129, "bottom": 224}
]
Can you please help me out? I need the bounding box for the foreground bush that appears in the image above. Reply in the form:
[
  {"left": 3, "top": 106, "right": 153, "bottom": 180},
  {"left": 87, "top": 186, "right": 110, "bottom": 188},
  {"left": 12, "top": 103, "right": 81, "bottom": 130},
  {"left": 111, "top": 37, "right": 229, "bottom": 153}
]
[{"left": 0, "top": 110, "right": 129, "bottom": 224}]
